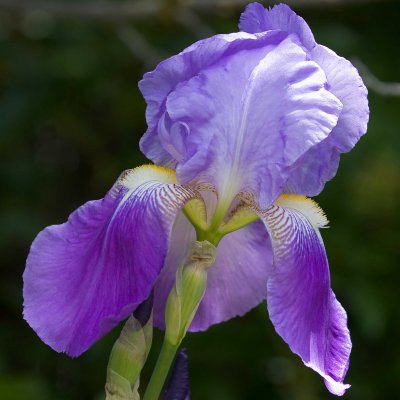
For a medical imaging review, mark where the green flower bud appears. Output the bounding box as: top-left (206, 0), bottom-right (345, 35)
top-left (165, 240), bottom-right (216, 346)
top-left (105, 300), bottom-right (153, 400)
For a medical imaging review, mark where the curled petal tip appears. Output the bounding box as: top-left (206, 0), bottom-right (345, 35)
top-left (323, 375), bottom-right (351, 396)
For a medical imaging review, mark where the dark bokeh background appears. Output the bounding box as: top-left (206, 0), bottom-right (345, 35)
top-left (1, 0), bottom-right (399, 399)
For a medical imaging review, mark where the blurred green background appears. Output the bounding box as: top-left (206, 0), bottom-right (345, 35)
top-left (1, 0), bottom-right (399, 399)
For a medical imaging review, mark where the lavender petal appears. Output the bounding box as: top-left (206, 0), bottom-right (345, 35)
top-left (23, 166), bottom-right (198, 356)
top-left (239, 2), bottom-right (316, 49)
top-left (239, 2), bottom-right (369, 197)
top-left (259, 198), bottom-right (351, 395)
top-left (286, 45), bottom-right (369, 196)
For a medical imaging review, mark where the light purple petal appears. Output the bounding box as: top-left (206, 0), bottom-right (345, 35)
top-left (238, 4), bottom-right (369, 196)
top-left (286, 45), bottom-right (369, 195)
top-left (139, 30), bottom-right (286, 168)
top-left (140, 2), bottom-right (368, 206)
top-left (239, 2), bottom-right (316, 49)
top-left (23, 166), bottom-right (198, 356)
top-left (153, 213), bottom-right (273, 331)
top-left (258, 197), bottom-right (351, 395)
top-left (164, 36), bottom-right (342, 207)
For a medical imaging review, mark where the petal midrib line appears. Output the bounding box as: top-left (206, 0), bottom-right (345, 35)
top-left (221, 48), bottom-right (266, 206)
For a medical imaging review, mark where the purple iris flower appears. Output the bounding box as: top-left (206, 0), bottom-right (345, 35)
top-left (23, 2), bottom-right (368, 396)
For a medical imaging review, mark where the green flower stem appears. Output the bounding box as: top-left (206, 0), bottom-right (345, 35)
top-left (143, 339), bottom-right (179, 400)
top-left (143, 241), bottom-right (217, 400)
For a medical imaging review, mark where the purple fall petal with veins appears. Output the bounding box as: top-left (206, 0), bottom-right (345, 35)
top-left (256, 196), bottom-right (351, 395)
top-left (23, 166), bottom-right (198, 356)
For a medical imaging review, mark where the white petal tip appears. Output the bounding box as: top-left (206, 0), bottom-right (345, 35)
top-left (324, 377), bottom-right (351, 396)
top-left (305, 361), bottom-right (350, 396)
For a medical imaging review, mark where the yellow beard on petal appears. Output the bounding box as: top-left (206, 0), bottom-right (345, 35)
top-left (121, 164), bottom-right (178, 190)
top-left (274, 194), bottom-right (329, 229)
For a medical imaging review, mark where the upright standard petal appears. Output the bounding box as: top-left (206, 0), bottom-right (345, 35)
top-left (239, 3), bottom-right (369, 197)
top-left (23, 165), bottom-right (200, 356)
top-left (139, 30), bottom-right (285, 168)
top-left (153, 213), bottom-right (273, 331)
top-left (286, 45), bottom-right (369, 196)
top-left (164, 36), bottom-right (342, 207)
top-left (239, 2), bottom-right (316, 50)
top-left (255, 195), bottom-right (351, 395)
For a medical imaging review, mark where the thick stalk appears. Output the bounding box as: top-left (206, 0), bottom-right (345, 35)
top-left (142, 340), bottom-right (179, 400)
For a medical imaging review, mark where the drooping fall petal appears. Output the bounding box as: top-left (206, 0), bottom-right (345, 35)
top-left (23, 166), bottom-right (200, 356)
top-left (257, 195), bottom-right (351, 395)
